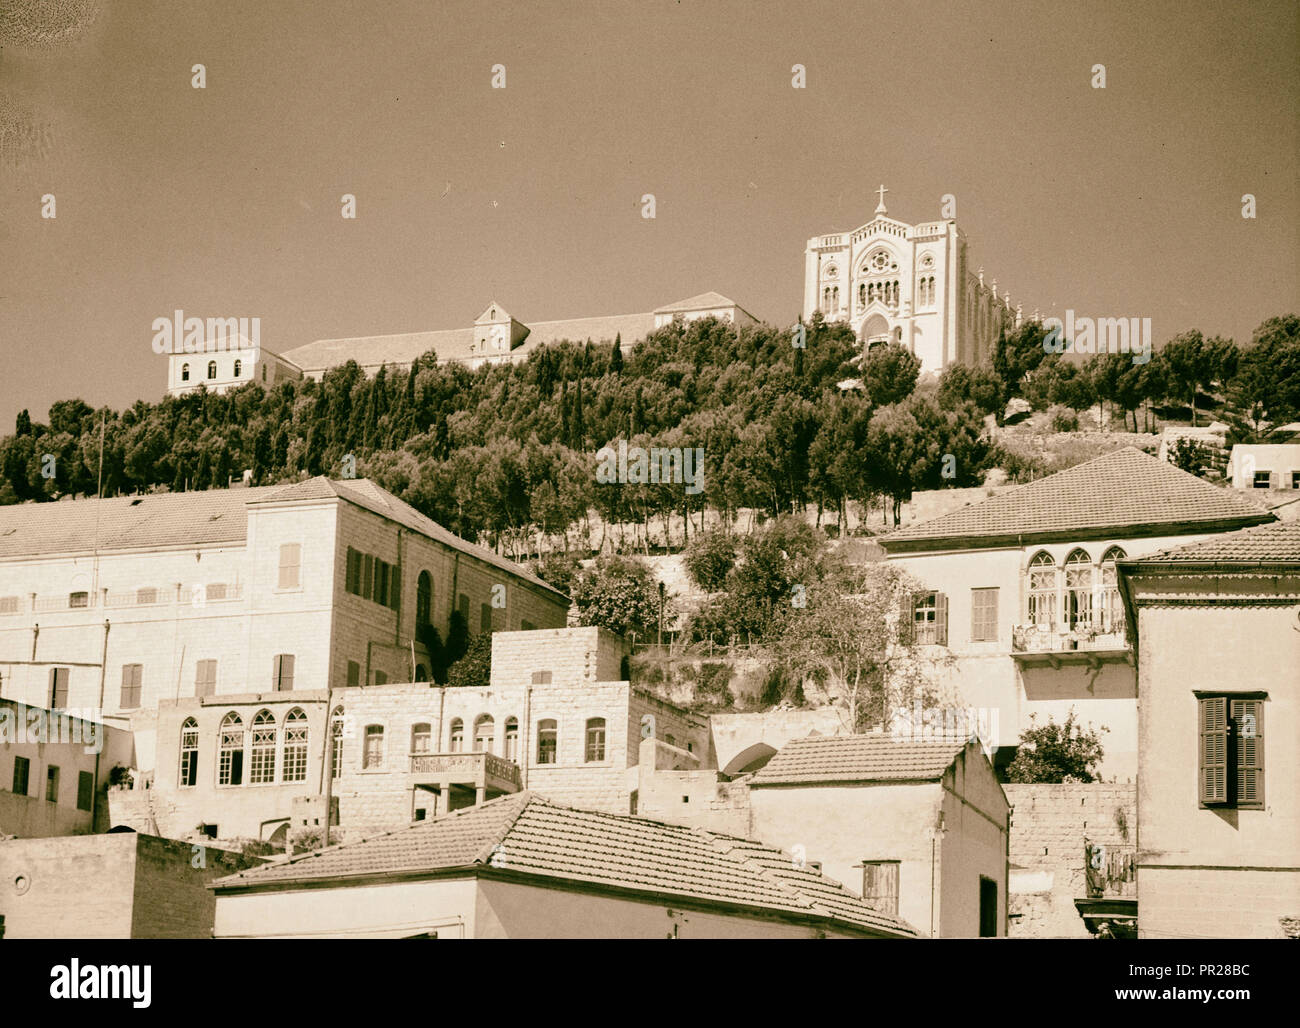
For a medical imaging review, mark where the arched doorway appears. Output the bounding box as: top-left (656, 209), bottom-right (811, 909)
top-left (860, 313), bottom-right (890, 350)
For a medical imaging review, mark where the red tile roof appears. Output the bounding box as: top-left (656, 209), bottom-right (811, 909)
top-left (880, 447), bottom-right (1272, 550)
top-left (1127, 518), bottom-right (1300, 565)
top-left (750, 735), bottom-right (968, 785)
top-left (211, 792), bottom-right (917, 936)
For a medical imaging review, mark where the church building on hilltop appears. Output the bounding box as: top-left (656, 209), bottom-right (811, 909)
top-left (804, 186), bottom-right (1026, 374)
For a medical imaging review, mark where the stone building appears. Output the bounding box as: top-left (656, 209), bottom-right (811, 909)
top-left (803, 187), bottom-right (1024, 374)
top-left (880, 447), bottom-right (1274, 781)
top-left (0, 475), bottom-right (567, 839)
top-left (165, 332), bottom-right (303, 398)
top-left (0, 832), bottom-right (257, 938)
top-left (209, 792), bottom-right (918, 939)
top-left (1119, 519), bottom-right (1300, 938)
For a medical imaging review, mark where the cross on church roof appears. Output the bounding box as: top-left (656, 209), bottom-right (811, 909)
top-left (875, 184), bottom-right (889, 214)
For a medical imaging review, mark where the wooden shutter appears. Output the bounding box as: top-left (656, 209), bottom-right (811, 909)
top-left (935, 593), bottom-right (949, 646)
top-left (862, 861), bottom-right (900, 916)
top-left (899, 594), bottom-right (916, 645)
top-left (1199, 696), bottom-right (1227, 805)
top-left (1231, 698), bottom-right (1264, 806)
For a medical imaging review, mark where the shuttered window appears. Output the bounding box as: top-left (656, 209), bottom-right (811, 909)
top-left (970, 588), bottom-right (998, 643)
top-left (862, 860), bottom-right (900, 916)
top-left (907, 592), bottom-right (948, 646)
top-left (120, 664), bottom-right (143, 709)
top-left (1199, 694), bottom-right (1265, 809)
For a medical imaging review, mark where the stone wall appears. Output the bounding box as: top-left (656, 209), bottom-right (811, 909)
top-left (1005, 782), bottom-right (1136, 938)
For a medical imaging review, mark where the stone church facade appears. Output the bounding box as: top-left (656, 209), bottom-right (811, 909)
top-left (803, 187), bottom-right (1024, 374)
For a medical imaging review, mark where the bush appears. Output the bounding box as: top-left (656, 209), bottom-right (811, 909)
top-left (683, 530), bottom-right (736, 592)
top-left (533, 551), bottom-right (581, 595)
top-left (1167, 436), bottom-right (1211, 477)
top-left (572, 554), bottom-right (661, 640)
top-left (447, 633), bottom-right (492, 689)
top-left (1048, 404), bottom-right (1079, 432)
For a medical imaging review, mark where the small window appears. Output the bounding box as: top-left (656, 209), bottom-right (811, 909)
top-left (181, 363), bottom-right (190, 382)
top-left (374, 671), bottom-right (388, 686)
top-left (474, 715), bottom-right (495, 753)
top-left (331, 707), bottom-right (344, 779)
top-left (363, 725), bottom-right (384, 769)
top-left (179, 717), bottom-right (199, 787)
top-left (272, 653), bottom-right (295, 691)
top-left (195, 659), bottom-right (217, 698)
top-left (1291, 471), bottom-right (1300, 490)
top-left (979, 876), bottom-right (999, 937)
top-left (69, 591), bottom-right (88, 609)
top-left (46, 765), bottom-right (60, 803)
top-left (278, 542), bottom-right (302, 589)
top-left (76, 771), bottom-right (93, 812)
top-left (346, 660), bottom-right (360, 687)
top-left (12, 756), bottom-right (30, 795)
top-left (458, 593), bottom-right (470, 622)
top-left (416, 571), bottom-right (433, 626)
top-left (537, 719), bottom-right (557, 764)
top-left (504, 717), bottom-right (519, 761)
top-left (120, 664), bottom-right (143, 709)
top-left (411, 722), bottom-right (432, 754)
top-left (346, 547), bottom-right (362, 595)
top-left (233, 359), bottom-right (242, 377)
top-left (207, 360), bottom-right (217, 379)
top-left (585, 718), bottom-right (606, 763)
top-left (1253, 470), bottom-right (1270, 489)
top-left (531, 670), bottom-right (552, 685)
top-left (970, 588), bottom-right (998, 643)
top-left (448, 718), bottom-right (464, 753)
top-left (49, 667), bottom-right (70, 709)
top-left (908, 592), bottom-right (948, 646)
top-left (480, 603), bottom-right (493, 635)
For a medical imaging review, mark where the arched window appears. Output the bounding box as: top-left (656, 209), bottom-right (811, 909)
top-left (415, 663), bottom-right (429, 683)
top-left (233, 359), bottom-right (242, 377)
top-left (179, 717), bottom-right (199, 788)
top-left (416, 571), bottom-right (433, 627)
top-left (822, 286), bottom-right (830, 311)
top-left (1027, 551), bottom-right (1057, 627)
top-left (330, 706), bottom-right (344, 779)
top-left (473, 714), bottom-right (494, 753)
top-left (207, 360), bottom-right (217, 380)
top-left (858, 282), bottom-right (866, 308)
top-left (1064, 549), bottom-right (1093, 630)
top-left (363, 724), bottom-right (384, 769)
top-left (181, 363), bottom-right (190, 382)
top-left (585, 718), bottom-right (606, 763)
top-left (411, 722), bottom-right (432, 754)
top-left (218, 712), bottom-right (244, 786)
top-left (503, 717), bottom-right (519, 761)
top-left (537, 718), bottom-right (557, 764)
top-left (448, 718), bottom-right (464, 752)
top-left (283, 708), bottom-right (308, 783)
top-left (250, 709), bottom-right (277, 784)
top-left (1100, 547), bottom-right (1127, 632)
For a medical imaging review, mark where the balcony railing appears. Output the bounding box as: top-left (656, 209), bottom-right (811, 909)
top-left (409, 751), bottom-right (522, 789)
top-left (1011, 622), bottom-right (1128, 655)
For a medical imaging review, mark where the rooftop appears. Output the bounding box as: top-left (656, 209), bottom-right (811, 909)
top-left (750, 735), bottom-right (967, 786)
top-left (0, 477), bottom-right (565, 599)
top-left (881, 447), bottom-right (1273, 551)
top-left (1124, 518), bottom-right (1300, 566)
top-left (210, 792), bottom-right (917, 937)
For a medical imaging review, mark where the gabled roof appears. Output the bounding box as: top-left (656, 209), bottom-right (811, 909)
top-left (0, 478), bottom-right (565, 599)
top-left (653, 291), bottom-right (742, 314)
top-left (1124, 518), bottom-right (1300, 566)
top-left (750, 735), bottom-right (967, 786)
top-left (210, 792), bottom-right (916, 936)
top-left (249, 478), bottom-right (567, 600)
top-left (880, 447), bottom-right (1274, 552)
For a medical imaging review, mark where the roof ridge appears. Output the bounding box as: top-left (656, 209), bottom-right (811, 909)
top-left (691, 828), bottom-right (821, 918)
top-left (470, 791), bottom-right (536, 866)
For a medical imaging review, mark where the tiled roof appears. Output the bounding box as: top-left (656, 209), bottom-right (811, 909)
top-left (0, 479), bottom-right (565, 599)
top-left (211, 793), bottom-right (917, 936)
top-left (653, 291), bottom-right (742, 314)
top-left (881, 447), bottom-right (1273, 549)
top-left (750, 735), bottom-right (967, 785)
top-left (0, 484), bottom-right (289, 558)
top-left (1127, 518), bottom-right (1300, 565)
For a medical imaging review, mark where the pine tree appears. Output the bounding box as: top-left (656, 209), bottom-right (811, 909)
top-left (610, 333), bottom-right (624, 374)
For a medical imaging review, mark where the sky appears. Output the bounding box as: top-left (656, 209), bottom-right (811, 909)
top-left (1, 0), bottom-right (1296, 431)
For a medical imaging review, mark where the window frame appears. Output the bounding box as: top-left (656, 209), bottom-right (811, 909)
top-left (272, 653), bottom-right (295, 691)
top-left (249, 709), bottom-right (278, 785)
top-left (362, 724), bottom-right (385, 770)
top-left (278, 542), bottom-right (302, 590)
top-left (585, 717), bottom-right (607, 763)
top-left (970, 587), bottom-right (999, 643)
top-left (536, 718), bottom-right (558, 765)
top-left (218, 712), bottom-right (244, 787)
top-left (1196, 692), bottom-right (1266, 810)
top-left (120, 663), bottom-right (143, 709)
top-left (179, 717), bottom-right (200, 788)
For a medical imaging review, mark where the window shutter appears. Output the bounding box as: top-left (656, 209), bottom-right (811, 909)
top-left (1231, 698), bottom-right (1264, 806)
top-left (935, 593), bottom-right (949, 646)
top-left (862, 861), bottom-right (900, 916)
top-left (1199, 697), bottom-right (1227, 805)
top-left (899, 593), bottom-right (916, 645)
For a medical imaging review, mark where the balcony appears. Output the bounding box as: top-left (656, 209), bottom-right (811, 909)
top-left (1011, 622), bottom-right (1131, 669)
top-left (408, 751), bottom-right (522, 809)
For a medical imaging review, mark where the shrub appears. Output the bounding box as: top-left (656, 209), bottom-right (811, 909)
top-left (683, 530), bottom-right (736, 592)
top-left (1004, 709), bottom-right (1108, 783)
